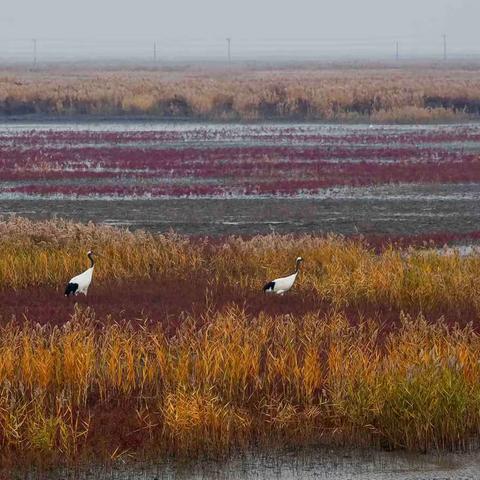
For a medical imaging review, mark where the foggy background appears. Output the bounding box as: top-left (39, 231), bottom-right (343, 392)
top-left (0, 0), bottom-right (479, 63)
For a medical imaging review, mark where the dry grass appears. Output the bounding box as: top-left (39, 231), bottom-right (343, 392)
top-left (1, 217), bottom-right (480, 317)
top-left (2, 65), bottom-right (480, 122)
top-left (0, 307), bottom-right (480, 463)
top-left (1, 217), bottom-right (480, 464)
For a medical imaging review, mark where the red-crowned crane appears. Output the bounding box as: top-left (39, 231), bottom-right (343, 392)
top-left (65, 251), bottom-right (95, 296)
top-left (263, 257), bottom-right (303, 295)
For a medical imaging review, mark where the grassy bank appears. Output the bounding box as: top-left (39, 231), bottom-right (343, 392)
top-left (2, 65), bottom-right (480, 122)
top-left (1, 217), bottom-right (480, 465)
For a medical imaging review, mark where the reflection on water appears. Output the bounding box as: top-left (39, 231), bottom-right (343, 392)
top-left (22, 448), bottom-right (480, 480)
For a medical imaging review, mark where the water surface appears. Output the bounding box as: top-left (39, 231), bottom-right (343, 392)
top-left (22, 448), bottom-right (480, 480)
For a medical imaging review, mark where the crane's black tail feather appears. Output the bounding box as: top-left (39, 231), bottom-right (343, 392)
top-left (263, 281), bottom-right (275, 292)
top-left (65, 283), bottom-right (79, 296)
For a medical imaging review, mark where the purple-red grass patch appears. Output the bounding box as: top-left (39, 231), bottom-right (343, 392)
top-left (2, 124), bottom-right (480, 198)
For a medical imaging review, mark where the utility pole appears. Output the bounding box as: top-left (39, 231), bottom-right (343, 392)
top-left (153, 41), bottom-right (157, 62)
top-left (32, 38), bottom-right (37, 67)
top-left (226, 37), bottom-right (231, 64)
top-left (395, 41), bottom-right (399, 61)
top-left (442, 34), bottom-right (447, 61)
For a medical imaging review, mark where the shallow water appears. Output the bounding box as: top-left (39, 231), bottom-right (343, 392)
top-left (2, 183), bottom-right (480, 236)
top-left (21, 448), bottom-right (480, 480)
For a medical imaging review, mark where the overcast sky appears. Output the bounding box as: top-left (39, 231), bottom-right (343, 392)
top-left (1, 0), bottom-right (479, 60)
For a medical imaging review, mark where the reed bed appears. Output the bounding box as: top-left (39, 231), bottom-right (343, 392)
top-left (1, 307), bottom-right (480, 463)
top-left (1, 65), bottom-right (480, 122)
top-left (2, 217), bottom-right (480, 464)
top-left (1, 217), bottom-right (480, 318)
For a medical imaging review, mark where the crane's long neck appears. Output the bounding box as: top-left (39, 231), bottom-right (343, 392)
top-left (88, 253), bottom-right (94, 268)
top-left (295, 260), bottom-right (301, 274)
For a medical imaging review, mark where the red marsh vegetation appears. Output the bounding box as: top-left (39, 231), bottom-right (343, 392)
top-left (2, 125), bottom-right (480, 198)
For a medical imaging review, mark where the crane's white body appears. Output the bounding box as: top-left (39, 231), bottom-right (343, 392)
top-left (263, 257), bottom-right (303, 295)
top-left (269, 271), bottom-right (298, 295)
top-left (68, 267), bottom-right (94, 295)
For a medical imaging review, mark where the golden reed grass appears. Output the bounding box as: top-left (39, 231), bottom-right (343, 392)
top-left (1, 65), bottom-right (480, 122)
top-left (1, 217), bottom-right (480, 463)
top-left (1, 217), bottom-right (480, 316)
top-left (0, 308), bottom-right (479, 462)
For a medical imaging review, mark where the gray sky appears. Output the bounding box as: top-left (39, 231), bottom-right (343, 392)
top-left (1, 0), bottom-right (480, 60)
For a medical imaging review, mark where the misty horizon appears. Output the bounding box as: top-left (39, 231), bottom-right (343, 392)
top-left (1, 0), bottom-right (480, 62)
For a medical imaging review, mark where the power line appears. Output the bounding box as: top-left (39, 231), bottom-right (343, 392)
top-left (1, 34), bottom-right (477, 63)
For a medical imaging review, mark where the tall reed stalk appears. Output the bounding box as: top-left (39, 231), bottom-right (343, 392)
top-left (0, 307), bottom-right (479, 461)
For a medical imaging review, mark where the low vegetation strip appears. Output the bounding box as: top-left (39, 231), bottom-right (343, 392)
top-left (2, 125), bottom-right (480, 198)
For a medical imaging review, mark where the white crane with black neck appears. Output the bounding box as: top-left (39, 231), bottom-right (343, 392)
top-left (263, 257), bottom-right (304, 295)
top-left (64, 251), bottom-right (95, 296)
